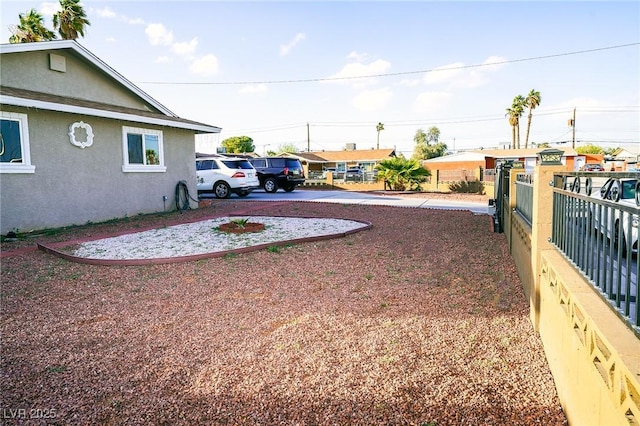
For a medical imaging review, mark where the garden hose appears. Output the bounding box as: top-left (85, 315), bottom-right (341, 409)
top-left (175, 180), bottom-right (199, 213)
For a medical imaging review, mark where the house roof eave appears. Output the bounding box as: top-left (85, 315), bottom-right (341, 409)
top-left (1, 94), bottom-right (221, 134)
top-left (1, 40), bottom-right (177, 117)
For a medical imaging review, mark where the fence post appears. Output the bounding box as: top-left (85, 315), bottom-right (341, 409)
top-left (506, 167), bottom-right (524, 250)
top-left (529, 163), bottom-right (566, 331)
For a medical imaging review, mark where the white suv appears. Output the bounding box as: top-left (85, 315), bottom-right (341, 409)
top-left (196, 156), bottom-right (260, 199)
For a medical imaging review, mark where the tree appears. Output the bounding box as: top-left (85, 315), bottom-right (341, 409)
top-left (375, 157), bottom-right (430, 191)
top-left (276, 143), bottom-right (298, 154)
top-left (524, 89), bottom-right (541, 149)
top-left (512, 95), bottom-right (526, 149)
top-left (575, 144), bottom-right (605, 155)
top-left (53, 0), bottom-right (90, 40)
top-left (411, 127), bottom-right (447, 160)
top-left (376, 122), bottom-right (384, 149)
top-left (426, 126), bottom-right (440, 144)
top-left (505, 107), bottom-right (518, 149)
top-left (9, 9), bottom-right (56, 43)
top-left (531, 142), bottom-right (550, 148)
top-left (221, 136), bottom-right (255, 154)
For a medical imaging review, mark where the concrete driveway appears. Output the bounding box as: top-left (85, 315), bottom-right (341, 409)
top-left (201, 189), bottom-right (490, 215)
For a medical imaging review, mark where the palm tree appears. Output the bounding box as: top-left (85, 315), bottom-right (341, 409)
top-left (9, 9), bottom-right (56, 43)
top-left (512, 95), bottom-right (526, 149)
top-left (524, 89), bottom-right (541, 149)
top-left (505, 107), bottom-right (518, 149)
top-left (53, 0), bottom-right (90, 40)
top-left (376, 122), bottom-right (384, 149)
top-left (375, 157), bottom-right (430, 191)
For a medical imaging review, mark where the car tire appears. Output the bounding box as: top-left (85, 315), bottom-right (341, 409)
top-left (213, 181), bottom-right (231, 199)
top-left (264, 178), bottom-right (278, 193)
top-left (283, 185), bottom-right (296, 192)
top-left (613, 221), bottom-right (627, 256)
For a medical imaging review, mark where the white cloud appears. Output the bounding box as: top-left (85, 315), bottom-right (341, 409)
top-left (40, 2), bottom-right (59, 16)
top-left (414, 91), bottom-right (453, 114)
top-left (94, 7), bottom-right (116, 19)
top-left (239, 84), bottom-right (268, 94)
top-left (189, 54), bottom-right (219, 75)
top-left (398, 78), bottom-right (421, 87)
top-left (352, 87), bottom-right (393, 111)
top-left (482, 55), bottom-right (507, 70)
top-left (423, 56), bottom-right (507, 90)
top-left (550, 97), bottom-right (603, 109)
top-left (155, 56), bottom-right (173, 64)
top-left (126, 17), bottom-right (145, 25)
top-left (145, 23), bottom-right (174, 46)
top-left (280, 32), bottom-right (306, 56)
top-left (347, 51), bottom-right (370, 62)
top-left (326, 58), bottom-right (391, 87)
top-left (172, 37), bottom-right (198, 57)
top-left (423, 62), bottom-right (465, 85)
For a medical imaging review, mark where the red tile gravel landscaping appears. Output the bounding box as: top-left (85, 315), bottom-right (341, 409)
top-left (0, 197), bottom-right (567, 425)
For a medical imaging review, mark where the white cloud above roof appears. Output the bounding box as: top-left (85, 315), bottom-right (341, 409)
top-left (280, 32), bottom-right (306, 56)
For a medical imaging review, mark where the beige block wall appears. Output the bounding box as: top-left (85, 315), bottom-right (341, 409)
top-left (505, 165), bottom-right (640, 424)
top-left (539, 251), bottom-right (640, 425)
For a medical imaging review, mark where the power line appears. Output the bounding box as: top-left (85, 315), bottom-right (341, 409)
top-left (138, 42), bottom-right (640, 86)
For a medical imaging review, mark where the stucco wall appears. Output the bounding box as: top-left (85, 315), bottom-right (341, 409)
top-left (0, 107), bottom-right (197, 233)
top-left (505, 165), bottom-right (640, 424)
top-left (1, 49), bottom-right (156, 111)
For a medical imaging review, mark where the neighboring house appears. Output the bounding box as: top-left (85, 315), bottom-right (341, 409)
top-left (285, 148), bottom-right (396, 177)
top-left (605, 147), bottom-right (639, 171)
top-left (423, 148), bottom-right (582, 174)
top-left (0, 40), bottom-right (221, 234)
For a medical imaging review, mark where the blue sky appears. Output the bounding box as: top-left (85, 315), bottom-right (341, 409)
top-left (2, 1), bottom-right (639, 156)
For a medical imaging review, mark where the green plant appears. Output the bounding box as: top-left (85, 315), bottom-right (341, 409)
top-left (267, 245), bottom-right (280, 253)
top-left (45, 365), bottom-right (66, 373)
top-left (230, 217), bottom-right (249, 228)
top-left (449, 180), bottom-right (485, 194)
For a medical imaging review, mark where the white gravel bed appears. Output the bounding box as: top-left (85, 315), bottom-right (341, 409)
top-left (72, 216), bottom-right (367, 260)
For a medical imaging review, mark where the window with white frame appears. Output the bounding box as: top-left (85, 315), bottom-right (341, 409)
top-left (122, 126), bottom-right (166, 172)
top-left (0, 112), bottom-right (35, 174)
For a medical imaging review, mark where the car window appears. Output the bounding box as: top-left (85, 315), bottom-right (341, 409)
top-left (270, 158), bottom-right (285, 168)
top-left (285, 159), bottom-right (301, 169)
top-left (196, 159), bottom-right (218, 170)
top-left (251, 159), bottom-right (267, 168)
top-left (221, 159), bottom-right (253, 169)
top-left (621, 181), bottom-right (636, 199)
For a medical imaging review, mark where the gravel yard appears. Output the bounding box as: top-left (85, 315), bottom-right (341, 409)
top-left (0, 197), bottom-right (567, 425)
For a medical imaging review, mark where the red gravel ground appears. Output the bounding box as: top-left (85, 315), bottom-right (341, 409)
top-left (0, 197), bottom-right (567, 425)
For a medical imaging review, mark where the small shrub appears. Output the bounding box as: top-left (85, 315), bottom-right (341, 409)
top-left (449, 180), bottom-right (485, 194)
top-left (230, 218), bottom-right (249, 228)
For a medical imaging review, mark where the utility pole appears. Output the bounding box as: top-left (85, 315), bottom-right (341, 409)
top-left (376, 122), bottom-right (384, 149)
top-left (307, 123), bottom-right (310, 152)
top-left (569, 108), bottom-right (576, 148)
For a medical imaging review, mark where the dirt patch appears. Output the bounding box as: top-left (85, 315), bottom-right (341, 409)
top-left (0, 201), bottom-right (566, 425)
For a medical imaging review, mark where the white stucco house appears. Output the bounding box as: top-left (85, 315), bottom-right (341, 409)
top-left (0, 40), bottom-right (221, 234)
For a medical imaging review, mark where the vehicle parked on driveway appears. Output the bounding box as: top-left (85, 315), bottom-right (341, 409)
top-left (590, 177), bottom-right (639, 256)
top-left (580, 163), bottom-right (605, 172)
top-left (196, 156), bottom-right (260, 199)
top-left (249, 157), bottom-right (305, 193)
top-left (345, 167), bottom-right (364, 182)
top-left (322, 167), bottom-right (337, 179)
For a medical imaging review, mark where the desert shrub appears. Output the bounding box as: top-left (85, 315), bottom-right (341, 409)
top-left (449, 180), bottom-right (485, 194)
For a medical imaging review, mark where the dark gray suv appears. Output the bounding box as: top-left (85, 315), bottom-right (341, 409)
top-left (249, 157), bottom-right (305, 193)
